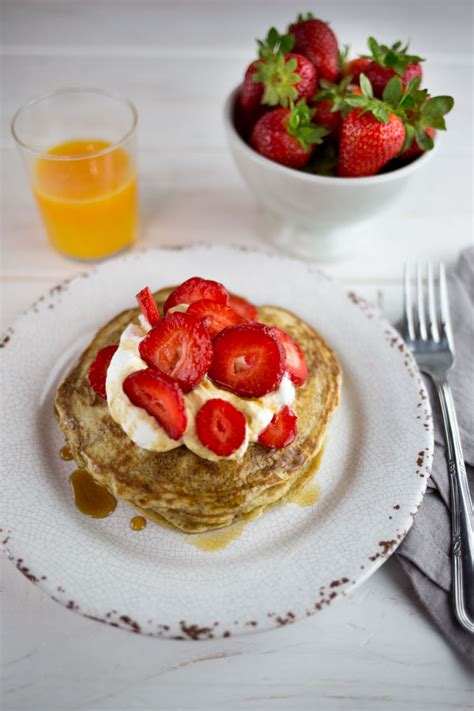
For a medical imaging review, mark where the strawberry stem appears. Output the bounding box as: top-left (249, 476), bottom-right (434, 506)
top-left (367, 37), bottom-right (424, 74)
top-left (286, 100), bottom-right (329, 150)
top-left (253, 27), bottom-right (303, 108)
top-left (342, 73), bottom-right (454, 153)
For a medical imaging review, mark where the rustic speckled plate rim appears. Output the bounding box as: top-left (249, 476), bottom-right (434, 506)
top-left (0, 244), bottom-right (434, 640)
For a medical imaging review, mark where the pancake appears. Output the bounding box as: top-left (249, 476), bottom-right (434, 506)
top-left (55, 288), bottom-right (341, 532)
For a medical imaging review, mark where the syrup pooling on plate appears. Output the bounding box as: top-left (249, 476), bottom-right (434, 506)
top-left (186, 447), bottom-right (325, 551)
top-left (69, 469), bottom-right (117, 518)
top-left (187, 521), bottom-right (248, 552)
top-left (60, 445), bottom-right (73, 461)
top-left (130, 515), bottom-right (147, 531)
top-left (285, 445), bottom-right (324, 506)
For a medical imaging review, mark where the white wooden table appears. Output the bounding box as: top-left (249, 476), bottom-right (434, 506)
top-left (1, 2), bottom-right (473, 709)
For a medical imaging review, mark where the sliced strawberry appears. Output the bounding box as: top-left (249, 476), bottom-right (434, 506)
top-left (136, 286), bottom-right (161, 327)
top-left (187, 299), bottom-right (247, 338)
top-left (228, 294), bottom-right (258, 321)
top-left (272, 327), bottom-right (308, 386)
top-left (258, 405), bottom-right (297, 449)
top-left (123, 368), bottom-right (187, 440)
top-left (138, 312), bottom-right (212, 392)
top-left (209, 323), bottom-right (285, 398)
top-left (164, 277), bottom-right (229, 313)
top-left (88, 345), bottom-right (118, 399)
top-left (196, 398), bottom-right (246, 457)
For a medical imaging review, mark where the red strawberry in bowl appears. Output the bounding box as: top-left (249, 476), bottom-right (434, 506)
top-left (339, 74), bottom-right (454, 176)
top-left (250, 100), bottom-right (328, 169)
top-left (364, 37), bottom-right (423, 98)
top-left (311, 75), bottom-right (354, 137)
top-left (255, 51), bottom-right (317, 106)
top-left (398, 90), bottom-right (453, 159)
top-left (338, 109), bottom-right (405, 177)
top-left (341, 56), bottom-right (371, 84)
top-left (337, 74), bottom-right (406, 177)
top-left (236, 28), bottom-right (317, 136)
top-left (400, 127), bottom-right (436, 160)
top-left (311, 99), bottom-right (341, 137)
top-left (235, 63), bottom-right (268, 137)
top-left (289, 13), bottom-right (339, 82)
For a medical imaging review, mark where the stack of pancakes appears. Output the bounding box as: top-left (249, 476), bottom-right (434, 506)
top-left (56, 288), bottom-right (341, 532)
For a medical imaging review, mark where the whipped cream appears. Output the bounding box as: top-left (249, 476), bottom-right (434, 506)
top-left (106, 320), bottom-right (295, 462)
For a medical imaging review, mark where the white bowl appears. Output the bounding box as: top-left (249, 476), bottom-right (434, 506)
top-left (224, 86), bottom-right (438, 260)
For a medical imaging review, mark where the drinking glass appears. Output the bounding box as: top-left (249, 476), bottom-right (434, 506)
top-left (11, 88), bottom-right (139, 260)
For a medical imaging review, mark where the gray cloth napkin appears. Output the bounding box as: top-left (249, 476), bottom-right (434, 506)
top-left (395, 247), bottom-right (474, 664)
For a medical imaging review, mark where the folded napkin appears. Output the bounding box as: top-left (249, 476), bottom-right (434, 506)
top-left (395, 247), bottom-right (474, 663)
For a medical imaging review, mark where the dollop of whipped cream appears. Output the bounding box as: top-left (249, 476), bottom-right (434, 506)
top-left (106, 309), bottom-right (295, 462)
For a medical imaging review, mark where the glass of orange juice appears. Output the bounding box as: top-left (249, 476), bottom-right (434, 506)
top-left (11, 88), bottom-right (139, 260)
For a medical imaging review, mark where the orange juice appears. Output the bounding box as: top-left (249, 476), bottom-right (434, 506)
top-left (33, 139), bottom-right (138, 259)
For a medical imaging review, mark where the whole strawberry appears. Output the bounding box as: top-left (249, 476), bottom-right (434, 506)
top-left (341, 56), bottom-right (371, 84)
top-left (239, 62), bottom-right (266, 120)
top-left (289, 13), bottom-right (339, 82)
top-left (400, 127), bottom-right (436, 159)
top-left (338, 75), bottom-right (406, 177)
top-left (236, 28), bottom-right (316, 136)
top-left (255, 51), bottom-right (317, 104)
top-left (338, 109), bottom-right (405, 176)
top-left (311, 75), bottom-right (355, 137)
top-left (365, 37), bottom-right (423, 98)
top-left (312, 99), bottom-right (341, 136)
top-left (398, 88), bottom-right (453, 158)
top-left (251, 100), bottom-right (327, 168)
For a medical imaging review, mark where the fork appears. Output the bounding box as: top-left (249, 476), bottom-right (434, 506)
top-left (403, 263), bottom-right (474, 633)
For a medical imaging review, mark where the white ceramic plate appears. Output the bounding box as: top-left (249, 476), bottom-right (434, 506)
top-left (0, 246), bottom-right (433, 639)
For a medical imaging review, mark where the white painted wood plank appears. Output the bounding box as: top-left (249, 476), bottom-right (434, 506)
top-left (2, 553), bottom-right (472, 711)
top-left (2, 0), bottom-right (472, 59)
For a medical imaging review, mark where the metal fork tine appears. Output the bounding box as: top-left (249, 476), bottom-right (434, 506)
top-left (403, 264), bottom-right (416, 341)
top-left (439, 263), bottom-right (454, 348)
top-left (427, 263), bottom-right (440, 342)
top-left (402, 263), bottom-right (473, 632)
top-left (416, 264), bottom-right (428, 340)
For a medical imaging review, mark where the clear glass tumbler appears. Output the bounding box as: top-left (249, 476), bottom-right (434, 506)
top-left (11, 88), bottom-right (139, 260)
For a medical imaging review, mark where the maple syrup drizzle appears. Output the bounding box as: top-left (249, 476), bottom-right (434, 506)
top-left (188, 446), bottom-right (325, 551)
top-left (130, 515), bottom-right (147, 531)
top-left (187, 521), bottom-right (247, 552)
top-left (69, 469), bottom-right (117, 518)
top-left (60, 445), bottom-right (74, 461)
top-left (63, 442), bottom-right (325, 535)
top-left (285, 447), bottom-right (324, 507)
top-left (286, 480), bottom-right (321, 507)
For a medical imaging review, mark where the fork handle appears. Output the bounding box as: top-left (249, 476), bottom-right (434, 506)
top-left (434, 377), bottom-right (474, 634)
